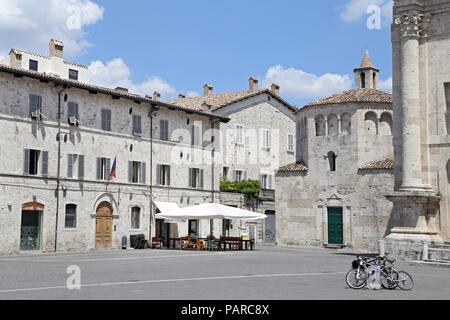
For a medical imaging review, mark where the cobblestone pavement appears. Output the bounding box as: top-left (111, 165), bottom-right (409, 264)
top-left (0, 246), bottom-right (449, 300)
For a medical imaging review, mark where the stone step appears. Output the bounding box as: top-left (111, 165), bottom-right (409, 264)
top-left (323, 244), bottom-right (346, 249)
top-left (428, 248), bottom-right (450, 261)
top-left (409, 260), bottom-right (450, 268)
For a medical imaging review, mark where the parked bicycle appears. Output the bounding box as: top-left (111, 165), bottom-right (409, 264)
top-left (346, 255), bottom-right (414, 290)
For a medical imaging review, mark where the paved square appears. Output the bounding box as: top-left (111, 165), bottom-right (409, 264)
top-left (0, 246), bottom-right (449, 300)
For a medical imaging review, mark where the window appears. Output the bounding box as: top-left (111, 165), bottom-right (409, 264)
top-left (29, 94), bottom-right (42, 120)
top-left (160, 119), bottom-right (169, 141)
top-left (65, 204), bottom-right (77, 229)
top-left (29, 60), bottom-right (38, 71)
top-left (101, 109), bottom-right (112, 131)
top-left (361, 72), bottom-right (366, 89)
top-left (68, 69), bottom-right (78, 81)
top-left (260, 174), bottom-right (273, 190)
top-left (191, 125), bottom-right (200, 146)
top-left (132, 115), bottom-right (142, 136)
top-left (96, 157), bottom-right (111, 181)
top-left (67, 154), bottom-right (84, 179)
top-left (24, 149), bottom-right (48, 176)
top-left (328, 151), bottom-right (337, 172)
top-left (189, 168), bottom-right (204, 189)
top-left (262, 129), bottom-right (270, 148)
top-left (188, 220), bottom-right (199, 236)
top-left (131, 207), bottom-right (140, 229)
top-left (156, 165), bottom-right (170, 186)
top-left (234, 170), bottom-right (247, 182)
top-left (287, 134), bottom-right (294, 152)
top-left (68, 102), bottom-right (79, 126)
top-left (315, 115), bottom-right (325, 136)
top-left (222, 166), bottom-right (230, 180)
top-left (128, 161), bottom-right (146, 184)
top-left (236, 125), bottom-right (244, 144)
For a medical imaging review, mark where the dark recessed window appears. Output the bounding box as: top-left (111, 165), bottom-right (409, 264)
top-left (65, 204), bottom-right (77, 229)
top-left (29, 60), bottom-right (38, 71)
top-left (69, 69), bottom-right (78, 81)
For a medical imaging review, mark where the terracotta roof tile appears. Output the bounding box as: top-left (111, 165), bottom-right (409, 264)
top-left (303, 88), bottom-right (392, 109)
top-left (360, 158), bottom-right (394, 170)
top-left (277, 162), bottom-right (309, 173)
top-left (166, 89), bottom-right (298, 113)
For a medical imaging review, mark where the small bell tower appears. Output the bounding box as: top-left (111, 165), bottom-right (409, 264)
top-left (354, 50), bottom-right (379, 89)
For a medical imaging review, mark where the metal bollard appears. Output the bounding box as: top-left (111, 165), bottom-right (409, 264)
top-left (422, 242), bottom-right (429, 261)
top-left (378, 240), bottom-right (385, 257)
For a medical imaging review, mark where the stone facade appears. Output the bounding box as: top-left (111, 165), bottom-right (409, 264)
top-left (276, 53), bottom-right (396, 251)
top-left (383, 0), bottom-right (450, 258)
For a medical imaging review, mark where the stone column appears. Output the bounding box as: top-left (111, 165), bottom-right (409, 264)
top-left (395, 12), bottom-right (430, 191)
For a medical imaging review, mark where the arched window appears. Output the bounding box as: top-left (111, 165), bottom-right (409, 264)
top-left (364, 111), bottom-right (378, 135)
top-left (341, 113), bottom-right (351, 135)
top-left (315, 114), bottom-right (325, 136)
top-left (328, 151), bottom-right (337, 172)
top-left (361, 72), bottom-right (366, 89)
top-left (131, 207), bottom-right (141, 229)
top-left (379, 112), bottom-right (393, 135)
top-left (65, 204), bottom-right (77, 229)
top-left (328, 114), bottom-right (339, 136)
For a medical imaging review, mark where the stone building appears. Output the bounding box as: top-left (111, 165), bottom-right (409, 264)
top-left (384, 0), bottom-right (450, 259)
top-left (275, 52), bottom-right (395, 251)
top-left (166, 79), bottom-right (298, 244)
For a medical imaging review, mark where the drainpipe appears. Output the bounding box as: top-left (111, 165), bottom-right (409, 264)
top-left (209, 118), bottom-right (218, 237)
top-left (55, 84), bottom-right (69, 252)
top-left (149, 103), bottom-right (159, 242)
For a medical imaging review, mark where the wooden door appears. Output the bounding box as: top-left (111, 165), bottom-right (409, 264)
top-left (327, 207), bottom-right (343, 245)
top-left (96, 202), bottom-right (113, 248)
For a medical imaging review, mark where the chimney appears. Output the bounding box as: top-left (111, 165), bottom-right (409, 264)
top-left (271, 83), bottom-right (280, 96)
top-left (178, 93), bottom-right (186, 99)
top-left (203, 84), bottom-right (213, 96)
top-left (153, 91), bottom-right (161, 101)
top-left (249, 77), bottom-right (258, 92)
top-left (49, 39), bottom-right (64, 59)
top-left (9, 49), bottom-right (23, 68)
top-left (115, 87), bottom-right (128, 92)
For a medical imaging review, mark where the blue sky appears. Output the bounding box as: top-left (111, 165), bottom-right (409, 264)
top-left (0, 0), bottom-right (393, 107)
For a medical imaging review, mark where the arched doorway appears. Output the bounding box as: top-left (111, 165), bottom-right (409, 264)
top-left (96, 201), bottom-right (113, 249)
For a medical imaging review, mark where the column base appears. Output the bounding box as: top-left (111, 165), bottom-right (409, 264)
top-left (384, 190), bottom-right (442, 261)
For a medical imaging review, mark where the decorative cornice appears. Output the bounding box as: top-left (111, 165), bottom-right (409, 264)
top-left (394, 11), bottom-right (432, 38)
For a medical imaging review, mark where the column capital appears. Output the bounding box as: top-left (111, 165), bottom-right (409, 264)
top-left (394, 12), bottom-right (432, 39)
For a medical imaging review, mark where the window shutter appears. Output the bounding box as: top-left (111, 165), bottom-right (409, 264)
top-left (96, 158), bottom-right (102, 180)
top-left (128, 161), bottom-right (133, 183)
top-left (165, 121), bottom-right (169, 141)
top-left (141, 162), bottom-right (146, 184)
top-left (78, 155), bottom-right (84, 179)
top-left (232, 170), bottom-right (236, 182)
top-left (243, 171), bottom-right (247, 181)
top-left (200, 169), bottom-right (204, 189)
top-left (269, 175), bottom-right (273, 190)
top-left (191, 126), bottom-right (195, 145)
top-left (24, 149), bottom-right (30, 174)
top-left (101, 109), bottom-right (106, 130)
top-left (188, 168), bottom-right (193, 187)
top-left (42, 151), bottom-right (48, 176)
top-left (106, 158), bottom-right (111, 180)
top-left (156, 165), bottom-right (161, 185)
top-left (167, 166), bottom-right (171, 186)
top-left (67, 154), bottom-right (73, 178)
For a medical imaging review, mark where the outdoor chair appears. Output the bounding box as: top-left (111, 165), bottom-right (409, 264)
top-left (152, 237), bottom-right (163, 249)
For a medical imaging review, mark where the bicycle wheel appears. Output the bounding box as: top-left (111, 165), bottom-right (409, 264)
top-left (396, 271), bottom-right (414, 290)
top-left (346, 269), bottom-right (367, 289)
top-left (380, 272), bottom-right (397, 290)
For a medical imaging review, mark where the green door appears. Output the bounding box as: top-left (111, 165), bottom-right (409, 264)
top-left (327, 207), bottom-right (343, 245)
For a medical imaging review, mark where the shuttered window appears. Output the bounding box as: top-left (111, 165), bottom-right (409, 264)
top-left (128, 161), bottom-right (146, 184)
top-left (236, 125), bottom-right (244, 144)
top-left (29, 94), bottom-right (42, 119)
top-left (131, 207), bottom-right (140, 229)
top-left (101, 109), bottom-right (112, 131)
top-left (191, 125), bottom-right (200, 146)
top-left (24, 149), bottom-right (42, 176)
top-left (96, 157), bottom-right (111, 181)
top-left (132, 115), bottom-right (142, 136)
top-left (68, 102), bottom-right (79, 126)
top-left (67, 154), bottom-right (84, 179)
top-left (189, 168), bottom-right (204, 189)
top-left (262, 129), bottom-right (270, 148)
top-left (160, 120), bottom-right (169, 141)
top-left (288, 134), bottom-right (294, 151)
top-left (157, 165), bottom-right (171, 186)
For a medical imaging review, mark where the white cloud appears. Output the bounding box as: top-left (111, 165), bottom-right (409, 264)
top-left (261, 65), bottom-right (353, 100)
top-left (340, 0), bottom-right (393, 24)
top-left (0, 0), bottom-right (104, 58)
top-left (379, 77), bottom-right (392, 92)
top-left (88, 58), bottom-right (176, 97)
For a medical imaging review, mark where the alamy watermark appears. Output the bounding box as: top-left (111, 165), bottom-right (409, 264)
top-left (66, 265), bottom-right (81, 290)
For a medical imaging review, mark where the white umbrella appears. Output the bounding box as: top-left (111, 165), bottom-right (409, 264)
top-left (156, 203), bottom-right (267, 221)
